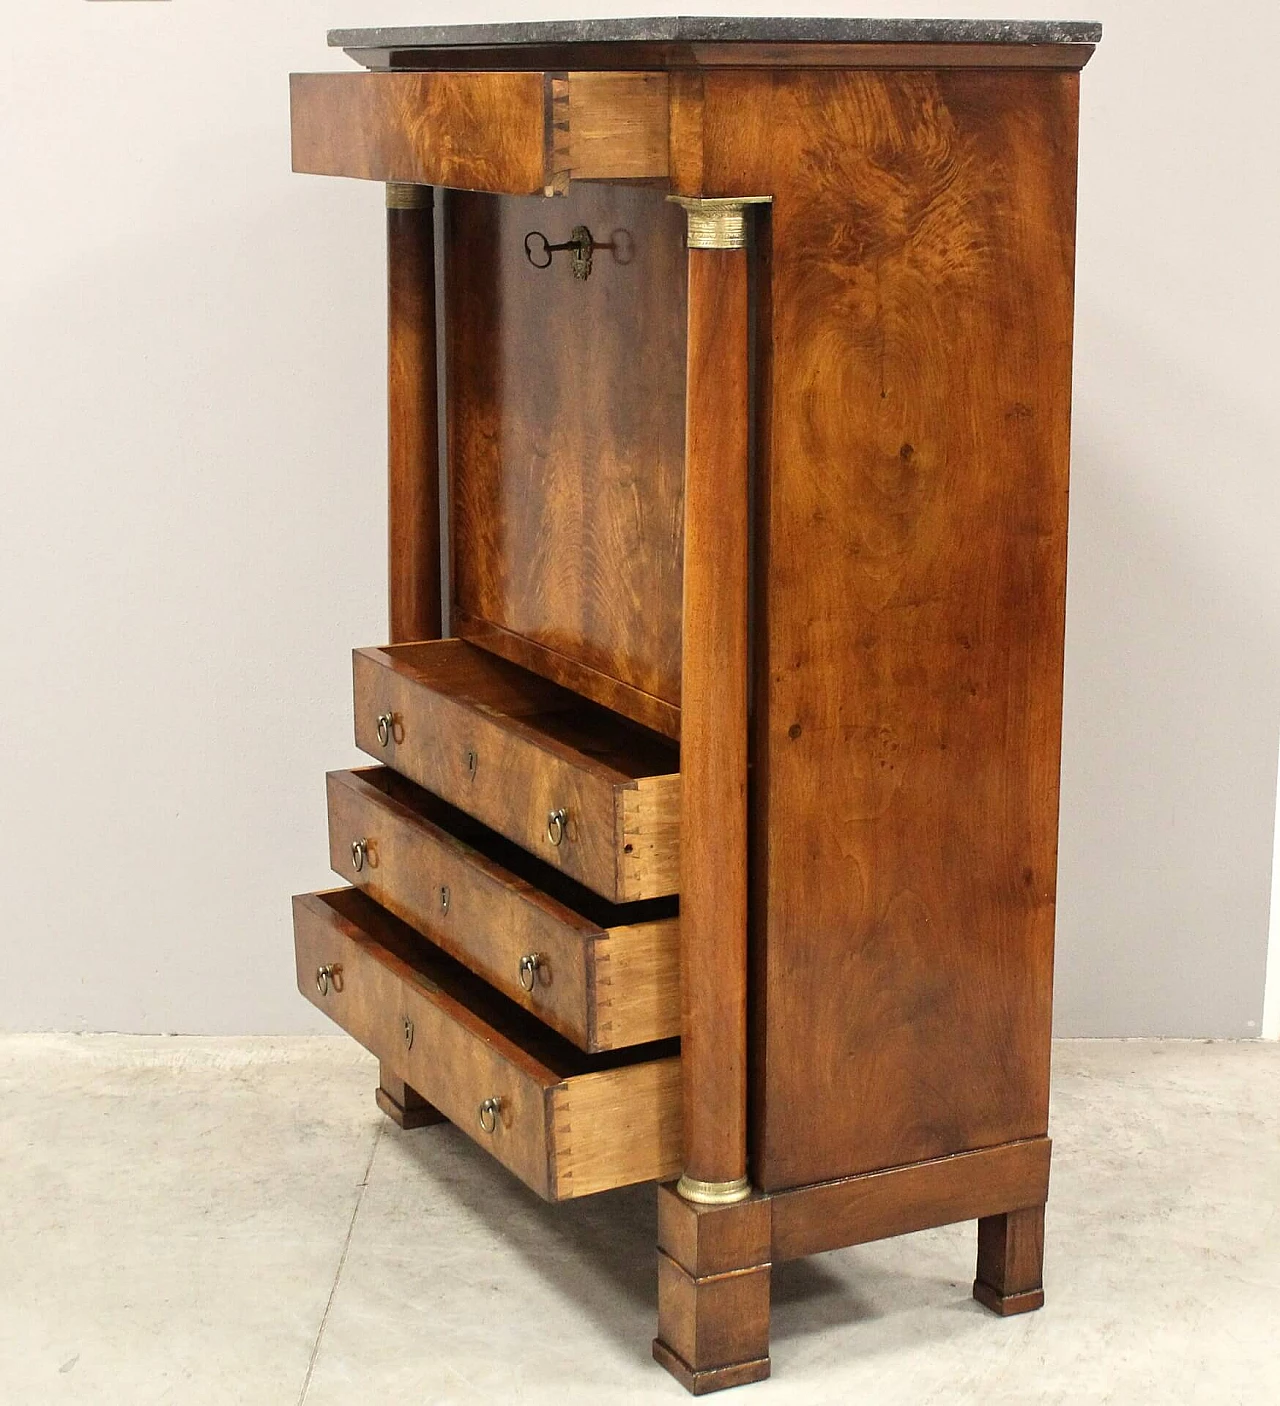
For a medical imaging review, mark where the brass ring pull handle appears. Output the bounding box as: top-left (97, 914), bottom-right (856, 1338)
top-left (376, 711), bottom-right (394, 747)
top-left (546, 808), bottom-right (567, 847)
top-left (478, 1097), bottom-right (501, 1134)
top-left (351, 838), bottom-right (368, 873)
top-left (316, 963), bottom-right (342, 997)
top-left (518, 953), bottom-right (544, 993)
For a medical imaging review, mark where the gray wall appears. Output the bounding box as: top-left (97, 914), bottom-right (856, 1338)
top-left (0, 1), bottom-right (1276, 1036)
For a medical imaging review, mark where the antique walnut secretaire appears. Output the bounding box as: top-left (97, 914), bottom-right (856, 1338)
top-left (287, 15), bottom-right (1100, 1392)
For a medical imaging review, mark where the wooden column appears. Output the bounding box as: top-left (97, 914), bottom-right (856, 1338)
top-left (670, 196), bottom-right (770, 1206)
top-left (380, 182), bottom-right (442, 1125)
top-left (386, 181), bottom-right (442, 645)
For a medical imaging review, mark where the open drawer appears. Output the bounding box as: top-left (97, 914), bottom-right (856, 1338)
top-left (290, 70), bottom-right (668, 194)
top-left (353, 639), bottom-right (680, 903)
top-left (294, 888), bottom-right (681, 1200)
top-left (327, 767), bottom-right (679, 1052)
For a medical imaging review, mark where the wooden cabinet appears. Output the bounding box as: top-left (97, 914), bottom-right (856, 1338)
top-left (288, 15), bottom-right (1099, 1394)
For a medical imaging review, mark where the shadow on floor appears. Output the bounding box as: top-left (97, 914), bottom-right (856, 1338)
top-left (387, 1120), bottom-right (973, 1367)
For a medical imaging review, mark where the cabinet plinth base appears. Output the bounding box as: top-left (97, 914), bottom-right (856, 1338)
top-left (655, 1183), bottom-right (772, 1394)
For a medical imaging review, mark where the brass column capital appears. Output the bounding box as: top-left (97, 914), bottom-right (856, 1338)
top-left (386, 181), bottom-right (432, 210)
top-left (667, 195), bottom-right (772, 250)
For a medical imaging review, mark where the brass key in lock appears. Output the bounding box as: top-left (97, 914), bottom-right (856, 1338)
top-left (523, 225), bottom-right (633, 281)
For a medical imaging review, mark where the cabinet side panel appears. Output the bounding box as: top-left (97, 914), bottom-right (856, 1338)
top-left (710, 69), bottom-right (1080, 1188)
top-left (447, 186), bottom-right (687, 715)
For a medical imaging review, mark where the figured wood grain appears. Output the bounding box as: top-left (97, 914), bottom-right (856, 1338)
top-left (692, 68), bottom-right (1080, 1190)
top-left (327, 766), bottom-right (679, 1050)
top-left (295, 888), bottom-right (681, 1201)
top-left (292, 70), bottom-right (670, 194)
top-left (290, 71), bottom-right (552, 193)
top-left (769, 1137), bottom-right (1052, 1262)
top-left (446, 186), bottom-right (687, 727)
top-left (678, 243), bottom-right (752, 1189)
top-left (353, 639), bottom-right (680, 901)
top-left (549, 1057), bottom-right (682, 1198)
top-left (387, 195), bottom-right (441, 642)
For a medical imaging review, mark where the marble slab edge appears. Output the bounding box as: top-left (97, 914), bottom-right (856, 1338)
top-left (328, 17), bottom-right (1104, 51)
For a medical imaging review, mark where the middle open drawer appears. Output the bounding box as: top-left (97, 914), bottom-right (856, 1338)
top-left (328, 767), bottom-right (680, 1054)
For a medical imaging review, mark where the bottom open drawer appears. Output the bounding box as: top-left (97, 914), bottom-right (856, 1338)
top-left (294, 887), bottom-right (682, 1200)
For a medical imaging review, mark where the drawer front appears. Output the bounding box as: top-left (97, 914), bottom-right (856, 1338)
top-left (294, 889), bottom-right (681, 1200)
top-left (327, 768), bottom-right (596, 1048)
top-left (328, 769), bottom-right (681, 1051)
top-left (290, 70), bottom-right (668, 194)
top-left (296, 889), bottom-right (554, 1193)
top-left (353, 640), bottom-right (679, 902)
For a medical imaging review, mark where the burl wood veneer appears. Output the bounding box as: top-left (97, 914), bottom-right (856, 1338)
top-left (289, 15), bottom-right (1099, 1394)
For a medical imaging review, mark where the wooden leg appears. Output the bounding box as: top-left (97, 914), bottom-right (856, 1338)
top-left (653, 1182), bottom-right (772, 1394)
top-left (374, 1062), bottom-right (445, 1130)
top-left (973, 1204), bottom-right (1046, 1315)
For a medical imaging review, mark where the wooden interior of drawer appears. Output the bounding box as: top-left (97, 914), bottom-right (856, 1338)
top-left (447, 185), bottom-right (687, 738)
top-left (294, 887), bottom-right (681, 1199)
top-left (327, 766), bottom-right (680, 1051)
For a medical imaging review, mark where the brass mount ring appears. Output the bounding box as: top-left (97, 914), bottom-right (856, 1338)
top-left (351, 838), bottom-right (367, 873)
top-left (546, 808), bottom-right (567, 847)
top-left (478, 1097), bottom-right (500, 1134)
top-left (376, 711), bottom-right (394, 747)
top-left (316, 963), bottom-right (342, 997)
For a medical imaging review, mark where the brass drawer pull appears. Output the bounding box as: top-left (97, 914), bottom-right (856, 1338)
top-left (316, 963), bottom-right (343, 997)
top-left (478, 1097), bottom-right (501, 1134)
top-left (518, 953), bottom-right (545, 993)
top-left (351, 838), bottom-right (368, 873)
top-left (402, 1015), bottom-right (414, 1050)
top-left (440, 885), bottom-right (450, 916)
top-left (376, 711), bottom-right (394, 747)
top-left (464, 746), bottom-right (477, 780)
top-left (546, 808), bottom-right (567, 847)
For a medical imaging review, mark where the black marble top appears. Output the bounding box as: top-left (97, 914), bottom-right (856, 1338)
top-left (330, 17), bottom-right (1103, 51)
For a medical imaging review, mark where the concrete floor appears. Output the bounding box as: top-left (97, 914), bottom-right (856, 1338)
top-left (2, 1037), bottom-right (1276, 1404)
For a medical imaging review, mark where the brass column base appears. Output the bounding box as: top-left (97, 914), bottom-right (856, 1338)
top-left (677, 1174), bottom-right (752, 1206)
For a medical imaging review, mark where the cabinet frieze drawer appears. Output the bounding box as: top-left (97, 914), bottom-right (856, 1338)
top-left (353, 638), bottom-right (680, 903)
top-left (327, 766), bottom-right (679, 1052)
top-left (294, 888), bottom-right (682, 1200)
top-left (290, 69), bottom-right (669, 194)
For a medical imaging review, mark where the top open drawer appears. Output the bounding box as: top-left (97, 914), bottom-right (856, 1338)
top-left (290, 70), bottom-right (669, 194)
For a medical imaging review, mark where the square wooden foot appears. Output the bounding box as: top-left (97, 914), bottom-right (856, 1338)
top-left (653, 1182), bottom-right (771, 1395)
top-left (374, 1062), bottom-right (445, 1130)
top-left (973, 1204), bottom-right (1045, 1316)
